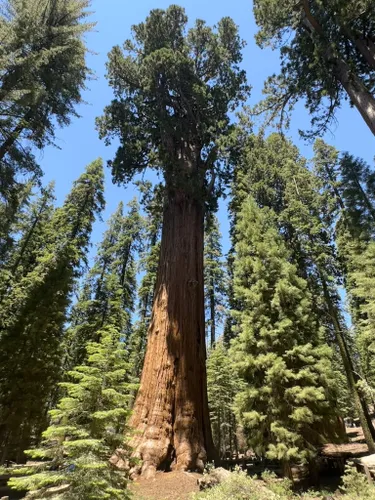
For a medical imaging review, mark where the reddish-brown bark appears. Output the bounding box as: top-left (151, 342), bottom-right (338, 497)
top-left (130, 188), bottom-right (215, 478)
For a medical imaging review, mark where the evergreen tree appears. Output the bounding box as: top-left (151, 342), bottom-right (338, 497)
top-left (0, 0), bottom-right (93, 176)
top-left (313, 140), bottom-right (375, 401)
top-left (350, 242), bottom-right (375, 387)
top-left (253, 0), bottom-right (375, 136)
top-left (97, 5), bottom-right (248, 475)
top-left (0, 159), bottom-right (104, 463)
top-left (0, 182), bottom-right (56, 298)
top-left (231, 197), bottom-right (337, 475)
top-left (9, 325), bottom-right (133, 500)
top-left (0, 179), bottom-right (35, 265)
top-left (65, 198), bottom-right (143, 371)
top-left (228, 131), bottom-right (375, 451)
top-left (207, 340), bottom-right (238, 459)
top-left (204, 214), bottom-right (226, 347)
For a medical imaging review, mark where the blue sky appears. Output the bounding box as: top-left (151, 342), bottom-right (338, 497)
top-left (38, 0), bottom-right (374, 258)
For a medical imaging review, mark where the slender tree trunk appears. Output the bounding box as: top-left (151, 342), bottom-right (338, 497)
top-left (321, 279), bottom-right (375, 452)
top-left (129, 188), bottom-right (215, 478)
top-left (210, 280), bottom-right (215, 348)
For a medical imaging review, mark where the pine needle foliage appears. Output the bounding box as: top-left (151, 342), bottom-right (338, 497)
top-left (65, 198), bottom-right (143, 371)
top-left (0, 159), bottom-right (104, 462)
top-left (204, 214), bottom-right (227, 347)
top-left (8, 325), bottom-right (134, 500)
top-left (231, 197), bottom-right (337, 467)
top-left (207, 340), bottom-right (239, 459)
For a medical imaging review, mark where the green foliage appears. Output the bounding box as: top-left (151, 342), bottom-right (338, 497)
top-left (193, 467), bottom-right (291, 500)
top-left (0, 159), bottom-right (104, 462)
top-left (97, 5), bottom-right (249, 200)
top-left (253, 0), bottom-right (375, 136)
top-left (0, 0), bottom-right (93, 158)
top-left (230, 197), bottom-right (337, 465)
top-left (8, 325), bottom-right (134, 499)
top-left (204, 214), bottom-right (227, 347)
top-left (313, 140), bottom-right (375, 386)
top-left (206, 341), bottom-right (238, 458)
top-left (340, 462), bottom-right (375, 499)
top-left (65, 198), bottom-right (143, 371)
top-left (194, 466), bottom-right (375, 499)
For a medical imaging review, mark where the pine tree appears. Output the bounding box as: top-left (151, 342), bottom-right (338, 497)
top-left (313, 140), bottom-right (375, 404)
top-left (0, 179), bottom-right (35, 265)
top-left (0, 159), bottom-right (104, 463)
top-left (253, 0), bottom-right (375, 136)
top-left (206, 340), bottom-right (239, 459)
top-left (65, 198), bottom-right (143, 371)
top-left (204, 214), bottom-right (226, 348)
top-left (231, 197), bottom-right (337, 475)
top-left (350, 242), bottom-right (375, 388)
top-left (227, 131), bottom-right (375, 451)
top-left (0, 0), bottom-right (94, 172)
top-left (0, 182), bottom-right (56, 299)
top-left (8, 325), bottom-right (133, 500)
top-left (97, 5), bottom-right (249, 475)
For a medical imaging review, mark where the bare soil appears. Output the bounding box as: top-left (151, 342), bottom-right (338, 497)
top-left (130, 470), bottom-right (201, 500)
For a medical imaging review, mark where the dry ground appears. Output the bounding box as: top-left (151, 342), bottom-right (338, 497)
top-left (130, 470), bottom-right (201, 500)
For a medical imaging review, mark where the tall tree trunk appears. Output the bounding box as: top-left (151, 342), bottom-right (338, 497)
top-left (333, 57), bottom-right (375, 136)
top-left (129, 188), bottom-right (215, 478)
top-left (210, 280), bottom-right (216, 348)
top-left (301, 2), bottom-right (375, 136)
top-left (321, 278), bottom-right (375, 452)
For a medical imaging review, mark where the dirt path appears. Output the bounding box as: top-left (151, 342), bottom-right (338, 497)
top-left (130, 471), bottom-right (201, 500)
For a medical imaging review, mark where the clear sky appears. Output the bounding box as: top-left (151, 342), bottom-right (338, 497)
top-left (38, 0), bottom-right (374, 258)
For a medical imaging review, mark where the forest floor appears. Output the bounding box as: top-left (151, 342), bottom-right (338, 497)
top-left (130, 470), bottom-right (201, 499)
top-left (130, 425), bottom-right (374, 500)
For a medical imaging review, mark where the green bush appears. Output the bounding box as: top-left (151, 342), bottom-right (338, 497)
top-left (340, 462), bottom-right (375, 499)
top-left (192, 468), bottom-right (287, 500)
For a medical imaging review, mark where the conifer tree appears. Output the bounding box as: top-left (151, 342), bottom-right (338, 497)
top-left (9, 325), bottom-right (133, 500)
top-left (204, 214), bottom-right (226, 347)
top-left (350, 242), bottom-right (375, 387)
top-left (0, 0), bottom-right (93, 178)
top-left (0, 182), bottom-right (56, 299)
top-left (0, 159), bottom-right (104, 463)
top-left (97, 5), bottom-right (248, 475)
top-left (65, 198), bottom-right (143, 371)
top-left (206, 340), bottom-right (238, 459)
top-left (253, 0), bottom-right (375, 136)
top-left (314, 140), bottom-right (375, 407)
top-left (231, 197), bottom-right (337, 475)
top-left (227, 131), bottom-right (375, 450)
top-left (0, 179), bottom-right (35, 265)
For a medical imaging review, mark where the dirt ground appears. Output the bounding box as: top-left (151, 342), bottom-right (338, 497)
top-left (130, 470), bottom-right (201, 500)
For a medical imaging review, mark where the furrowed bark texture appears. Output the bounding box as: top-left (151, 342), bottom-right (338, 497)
top-left (130, 188), bottom-right (215, 478)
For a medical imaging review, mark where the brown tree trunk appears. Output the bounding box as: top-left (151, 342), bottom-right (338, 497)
top-left (301, 2), bottom-right (375, 136)
top-left (321, 278), bottom-right (375, 452)
top-left (129, 188), bottom-right (215, 478)
top-left (210, 280), bottom-right (216, 348)
top-left (333, 57), bottom-right (375, 136)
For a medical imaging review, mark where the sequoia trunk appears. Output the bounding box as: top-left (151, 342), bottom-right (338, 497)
top-left (129, 188), bottom-right (215, 478)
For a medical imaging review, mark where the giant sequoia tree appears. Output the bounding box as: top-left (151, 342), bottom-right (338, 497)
top-left (97, 5), bottom-right (248, 476)
top-left (253, 0), bottom-right (375, 136)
